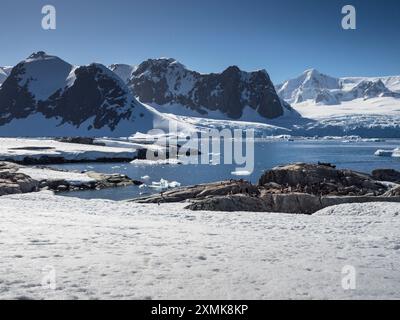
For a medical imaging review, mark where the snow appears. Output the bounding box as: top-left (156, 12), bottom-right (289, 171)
top-left (147, 103), bottom-right (291, 136)
top-left (290, 97), bottom-right (400, 137)
top-left (0, 66), bottom-right (11, 86)
top-left (0, 102), bottom-right (197, 138)
top-left (108, 64), bottom-right (137, 84)
top-left (275, 70), bottom-right (400, 137)
top-left (0, 191), bottom-right (399, 299)
top-left (341, 75), bottom-right (400, 93)
top-left (17, 167), bottom-right (96, 185)
top-left (276, 69), bottom-right (340, 104)
top-left (315, 202), bottom-right (400, 217)
top-left (0, 138), bottom-right (137, 162)
top-left (19, 53), bottom-right (73, 101)
top-left (293, 97), bottom-right (400, 119)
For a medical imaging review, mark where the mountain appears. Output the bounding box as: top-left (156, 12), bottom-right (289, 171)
top-left (109, 64), bottom-right (137, 84)
top-left (275, 69), bottom-right (400, 138)
top-left (276, 69), bottom-right (400, 105)
top-left (0, 52), bottom-right (182, 137)
top-left (128, 58), bottom-right (298, 122)
top-left (276, 69), bottom-right (340, 104)
top-left (0, 66), bottom-right (12, 86)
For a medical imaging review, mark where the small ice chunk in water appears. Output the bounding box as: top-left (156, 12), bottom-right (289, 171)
top-left (231, 170), bottom-right (252, 176)
top-left (149, 179), bottom-right (181, 190)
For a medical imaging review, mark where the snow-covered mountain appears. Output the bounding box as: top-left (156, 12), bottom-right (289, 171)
top-left (127, 58), bottom-right (298, 122)
top-left (275, 69), bottom-right (400, 138)
top-left (276, 69), bottom-right (341, 104)
top-left (276, 69), bottom-right (400, 105)
top-left (109, 64), bottom-right (137, 84)
top-left (0, 66), bottom-right (12, 86)
top-left (0, 52), bottom-right (190, 137)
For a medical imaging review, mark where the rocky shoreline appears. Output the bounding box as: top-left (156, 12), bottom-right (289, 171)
top-left (2, 157), bottom-right (400, 215)
top-left (134, 163), bottom-right (400, 214)
top-left (0, 162), bottom-right (142, 196)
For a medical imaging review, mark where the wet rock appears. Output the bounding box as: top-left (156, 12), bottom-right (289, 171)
top-left (372, 169), bottom-right (400, 183)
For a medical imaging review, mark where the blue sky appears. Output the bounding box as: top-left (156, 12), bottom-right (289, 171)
top-left (0, 0), bottom-right (399, 83)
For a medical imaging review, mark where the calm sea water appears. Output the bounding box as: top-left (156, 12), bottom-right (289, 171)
top-left (51, 139), bottom-right (400, 201)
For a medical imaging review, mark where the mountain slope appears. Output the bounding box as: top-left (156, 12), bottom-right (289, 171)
top-left (276, 69), bottom-right (400, 138)
top-left (128, 58), bottom-right (298, 122)
top-left (0, 52), bottom-right (186, 137)
top-left (276, 69), bottom-right (400, 105)
top-left (276, 69), bottom-right (340, 104)
top-left (109, 64), bottom-right (137, 84)
top-left (0, 66), bottom-right (12, 86)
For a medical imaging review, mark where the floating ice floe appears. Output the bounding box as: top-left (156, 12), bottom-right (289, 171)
top-left (374, 149), bottom-right (393, 157)
top-left (231, 170), bottom-right (252, 176)
top-left (130, 159), bottom-right (182, 165)
top-left (374, 148), bottom-right (400, 157)
top-left (149, 179), bottom-right (181, 190)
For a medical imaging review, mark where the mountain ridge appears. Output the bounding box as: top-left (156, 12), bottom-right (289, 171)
top-left (276, 69), bottom-right (400, 105)
top-left (127, 58), bottom-right (298, 121)
top-left (0, 52), bottom-right (160, 136)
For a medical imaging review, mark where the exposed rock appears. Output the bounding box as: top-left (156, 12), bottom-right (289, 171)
top-left (85, 172), bottom-right (142, 190)
top-left (258, 163), bottom-right (387, 196)
top-left (0, 52), bottom-right (155, 137)
top-left (134, 162), bottom-right (400, 214)
top-left (0, 161), bottom-right (142, 196)
top-left (129, 58), bottom-right (297, 120)
top-left (38, 170), bottom-right (143, 192)
top-left (134, 180), bottom-right (259, 204)
top-left (185, 195), bottom-right (272, 212)
top-left (0, 164), bottom-right (39, 196)
top-left (54, 137), bottom-right (105, 146)
top-left (186, 193), bottom-right (400, 214)
top-left (372, 169), bottom-right (400, 183)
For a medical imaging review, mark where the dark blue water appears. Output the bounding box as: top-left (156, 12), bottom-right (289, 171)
top-left (51, 140), bottom-right (400, 201)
